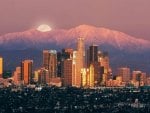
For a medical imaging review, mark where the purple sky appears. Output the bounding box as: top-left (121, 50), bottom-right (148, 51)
top-left (0, 0), bottom-right (150, 40)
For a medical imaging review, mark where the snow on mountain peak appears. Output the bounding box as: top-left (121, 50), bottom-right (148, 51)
top-left (0, 25), bottom-right (150, 52)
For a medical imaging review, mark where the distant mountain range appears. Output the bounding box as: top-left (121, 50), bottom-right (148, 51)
top-left (0, 25), bottom-right (150, 74)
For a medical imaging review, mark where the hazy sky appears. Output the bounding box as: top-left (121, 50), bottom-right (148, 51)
top-left (0, 0), bottom-right (150, 40)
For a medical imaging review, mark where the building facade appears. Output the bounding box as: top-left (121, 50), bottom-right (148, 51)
top-left (0, 57), bottom-right (3, 78)
top-left (62, 59), bottom-right (73, 86)
top-left (21, 60), bottom-right (33, 85)
top-left (118, 67), bottom-right (131, 83)
top-left (73, 38), bottom-right (85, 87)
top-left (43, 50), bottom-right (57, 78)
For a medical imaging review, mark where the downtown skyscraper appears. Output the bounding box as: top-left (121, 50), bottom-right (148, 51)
top-left (21, 60), bottom-right (33, 85)
top-left (88, 44), bottom-right (98, 65)
top-left (13, 67), bottom-right (21, 85)
top-left (88, 44), bottom-right (100, 86)
top-left (61, 48), bottom-right (73, 86)
top-left (43, 50), bottom-right (57, 78)
top-left (118, 67), bottom-right (131, 83)
top-left (72, 38), bottom-right (85, 87)
top-left (62, 59), bottom-right (73, 86)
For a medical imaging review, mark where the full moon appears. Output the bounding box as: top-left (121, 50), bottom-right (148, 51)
top-left (37, 24), bottom-right (52, 32)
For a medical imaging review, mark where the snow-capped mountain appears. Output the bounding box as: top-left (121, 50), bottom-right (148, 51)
top-left (0, 24), bottom-right (150, 53)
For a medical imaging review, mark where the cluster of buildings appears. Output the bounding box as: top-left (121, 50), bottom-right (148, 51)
top-left (0, 38), bottom-right (150, 88)
top-left (107, 68), bottom-right (149, 87)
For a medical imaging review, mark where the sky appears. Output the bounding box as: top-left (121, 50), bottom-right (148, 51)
top-left (0, 0), bottom-right (150, 40)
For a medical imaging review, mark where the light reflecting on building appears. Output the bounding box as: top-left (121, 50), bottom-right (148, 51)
top-left (74, 38), bottom-right (85, 87)
top-left (21, 60), bottom-right (33, 85)
top-left (34, 70), bottom-right (40, 82)
top-left (98, 52), bottom-right (110, 85)
top-left (38, 68), bottom-right (49, 84)
top-left (13, 67), bottom-right (21, 85)
top-left (72, 51), bottom-right (77, 87)
top-left (43, 50), bottom-right (57, 78)
top-left (81, 68), bottom-right (87, 87)
top-left (0, 57), bottom-right (3, 78)
top-left (89, 64), bottom-right (94, 87)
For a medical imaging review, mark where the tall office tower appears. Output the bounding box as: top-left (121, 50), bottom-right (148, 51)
top-left (88, 64), bottom-right (95, 87)
top-left (43, 50), bottom-right (57, 78)
top-left (62, 59), bottom-right (73, 86)
top-left (59, 48), bottom-right (74, 78)
top-left (98, 52), bottom-right (110, 85)
top-left (98, 52), bottom-right (110, 71)
top-left (0, 57), bottom-right (3, 78)
top-left (38, 68), bottom-right (49, 84)
top-left (89, 44), bottom-right (98, 64)
top-left (21, 60), bottom-right (33, 85)
top-left (118, 67), bottom-right (131, 83)
top-left (74, 38), bottom-right (85, 87)
top-left (88, 44), bottom-right (101, 86)
top-left (72, 51), bottom-right (77, 86)
top-left (13, 67), bottom-right (21, 85)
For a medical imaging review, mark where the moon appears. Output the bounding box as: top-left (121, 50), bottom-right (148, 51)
top-left (37, 24), bottom-right (52, 32)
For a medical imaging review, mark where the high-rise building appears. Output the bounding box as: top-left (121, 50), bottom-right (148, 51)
top-left (0, 57), bottom-right (3, 78)
top-left (21, 60), bottom-right (33, 85)
top-left (58, 48), bottom-right (74, 78)
top-left (118, 67), bottom-right (131, 83)
top-left (88, 64), bottom-right (95, 87)
top-left (81, 68), bottom-right (88, 87)
top-left (38, 68), bottom-right (49, 84)
top-left (72, 51), bottom-right (77, 86)
top-left (98, 52), bottom-right (110, 85)
top-left (98, 52), bottom-right (110, 71)
top-left (43, 50), bottom-right (57, 78)
top-left (13, 67), bottom-right (21, 85)
top-left (89, 44), bottom-right (98, 65)
top-left (62, 59), bottom-right (73, 86)
top-left (132, 71), bottom-right (141, 83)
top-left (73, 38), bottom-right (85, 87)
top-left (88, 45), bottom-right (101, 86)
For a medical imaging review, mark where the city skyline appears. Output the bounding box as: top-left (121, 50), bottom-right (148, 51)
top-left (0, 37), bottom-right (150, 113)
top-left (0, 37), bottom-right (149, 88)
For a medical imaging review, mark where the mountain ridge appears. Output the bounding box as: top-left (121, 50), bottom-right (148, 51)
top-left (0, 24), bottom-right (150, 53)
